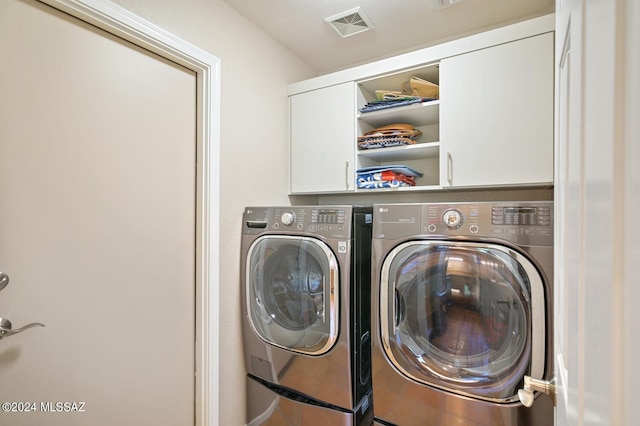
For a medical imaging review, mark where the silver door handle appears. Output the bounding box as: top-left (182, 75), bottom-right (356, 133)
top-left (518, 375), bottom-right (556, 407)
top-left (0, 272), bottom-right (9, 292)
top-left (0, 317), bottom-right (45, 340)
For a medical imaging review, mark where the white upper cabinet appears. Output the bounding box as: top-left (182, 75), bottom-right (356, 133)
top-left (288, 15), bottom-right (555, 195)
top-left (439, 33), bottom-right (554, 188)
top-left (290, 81), bottom-right (356, 193)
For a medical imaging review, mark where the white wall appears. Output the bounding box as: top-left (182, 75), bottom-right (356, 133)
top-left (108, 1), bottom-right (316, 424)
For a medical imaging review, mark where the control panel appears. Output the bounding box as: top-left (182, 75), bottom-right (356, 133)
top-left (243, 206), bottom-right (351, 238)
top-left (373, 202), bottom-right (553, 247)
top-left (429, 203), bottom-right (553, 246)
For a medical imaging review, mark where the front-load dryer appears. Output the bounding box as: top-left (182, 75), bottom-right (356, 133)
top-left (241, 206), bottom-right (373, 425)
top-left (371, 202), bottom-right (554, 426)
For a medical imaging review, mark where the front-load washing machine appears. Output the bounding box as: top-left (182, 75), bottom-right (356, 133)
top-left (371, 202), bottom-right (554, 426)
top-left (241, 206), bottom-right (374, 425)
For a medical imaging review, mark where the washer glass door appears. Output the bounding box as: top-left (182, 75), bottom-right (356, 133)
top-left (380, 240), bottom-right (545, 402)
top-left (247, 235), bottom-right (339, 355)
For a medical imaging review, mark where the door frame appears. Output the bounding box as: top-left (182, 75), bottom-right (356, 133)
top-left (35, 0), bottom-right (221, 424)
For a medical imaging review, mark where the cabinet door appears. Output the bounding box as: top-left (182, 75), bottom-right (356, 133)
top-left (439, 33), bottom-right (554, 188)
top-left (290, 82), bottom-right (356, 194)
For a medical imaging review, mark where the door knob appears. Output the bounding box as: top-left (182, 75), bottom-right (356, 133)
top-left (0, 272), bottom-right (8, 292)
top-left (518, 375), bottom-right (556, 407)
top-left (0, 317), bottom-right (45, 340)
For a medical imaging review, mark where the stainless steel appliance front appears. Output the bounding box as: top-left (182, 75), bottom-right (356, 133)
top-left (241, 206), bottom-right (373, 426)
top-left (371, 202), bottom-right (554, 426)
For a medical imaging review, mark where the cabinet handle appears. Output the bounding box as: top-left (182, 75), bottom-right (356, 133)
top-left (447, 152), bottom-right (453, 185)
top-left (345, 161), bottom-right (350, 190)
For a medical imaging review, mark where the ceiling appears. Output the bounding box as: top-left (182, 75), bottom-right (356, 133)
top-left (222, 0), bottom-right (554, 75)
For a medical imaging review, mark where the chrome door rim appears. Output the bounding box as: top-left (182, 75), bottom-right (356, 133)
top-left (246, 235), bottom-right (339, 355)
top-left (379, 239), bottom-right (546, 402)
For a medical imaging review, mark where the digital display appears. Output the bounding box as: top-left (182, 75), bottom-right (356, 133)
top-left (504, 207), bottom-right (536, 214)
top-left (317, 209), bottom-right (339, 215)
top-left (312, 209), bottom-right (345, 224)
top-left (492, 205), bottom-right (550, 228)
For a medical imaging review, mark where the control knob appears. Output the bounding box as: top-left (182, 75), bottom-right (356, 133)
top-left (442, 209), bottom-right (463, 229)
top-left (281, 211), bottom-right (296, 226)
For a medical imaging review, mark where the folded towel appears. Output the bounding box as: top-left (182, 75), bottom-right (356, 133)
top-left (356, 165), bottom-right (423, 177)
top-left (356, 169), bottom-right (420, 189)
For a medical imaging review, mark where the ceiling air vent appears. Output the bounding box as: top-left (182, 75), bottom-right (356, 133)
top-left (324, 7), bottom-right (374, 38)
top-left (431, 0), bottom-right (467, 9)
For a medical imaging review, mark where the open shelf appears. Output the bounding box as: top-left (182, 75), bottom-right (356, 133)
top-left (355, 184), bottom-right (443, 193)
top-left (357, 100), bottom-right (440, 128)
top-left (357, 141), bottom-right (440, 162)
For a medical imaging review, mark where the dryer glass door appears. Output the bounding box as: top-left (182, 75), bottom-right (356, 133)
top-left (380, 240), bottom-right (546, 402)
top-left (246, 235), bottom-right (339, 355)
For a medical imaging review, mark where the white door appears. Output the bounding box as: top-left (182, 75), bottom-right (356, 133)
top-left (439, 33), bottom-right (554, 188)
top-left (290, 82), bottom-right (356, 193)
top-left (555, 0), bottom-right (640, 424)
top-left (0, 1), bottom-right (197, 424)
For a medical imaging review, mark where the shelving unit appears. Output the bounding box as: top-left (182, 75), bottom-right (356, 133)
top-left (355, 64), bottom-right (441, 191)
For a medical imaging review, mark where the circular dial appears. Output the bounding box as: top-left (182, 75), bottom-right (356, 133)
top-left (442, 209), bottom-right (463, 229)
top-left (280, 211), bottom-right (296, 226)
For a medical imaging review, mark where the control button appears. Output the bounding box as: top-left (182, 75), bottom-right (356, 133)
top-left (427, 224), bottom-right (437, 233)
top-left (297, 223), bottom-right (304, 230)
top-left (442, 209), bottom-right (463, 229)
top-left (281, 211), bottom-right (296, 226)
top-left (469, 225), bottom-right (479, 234)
